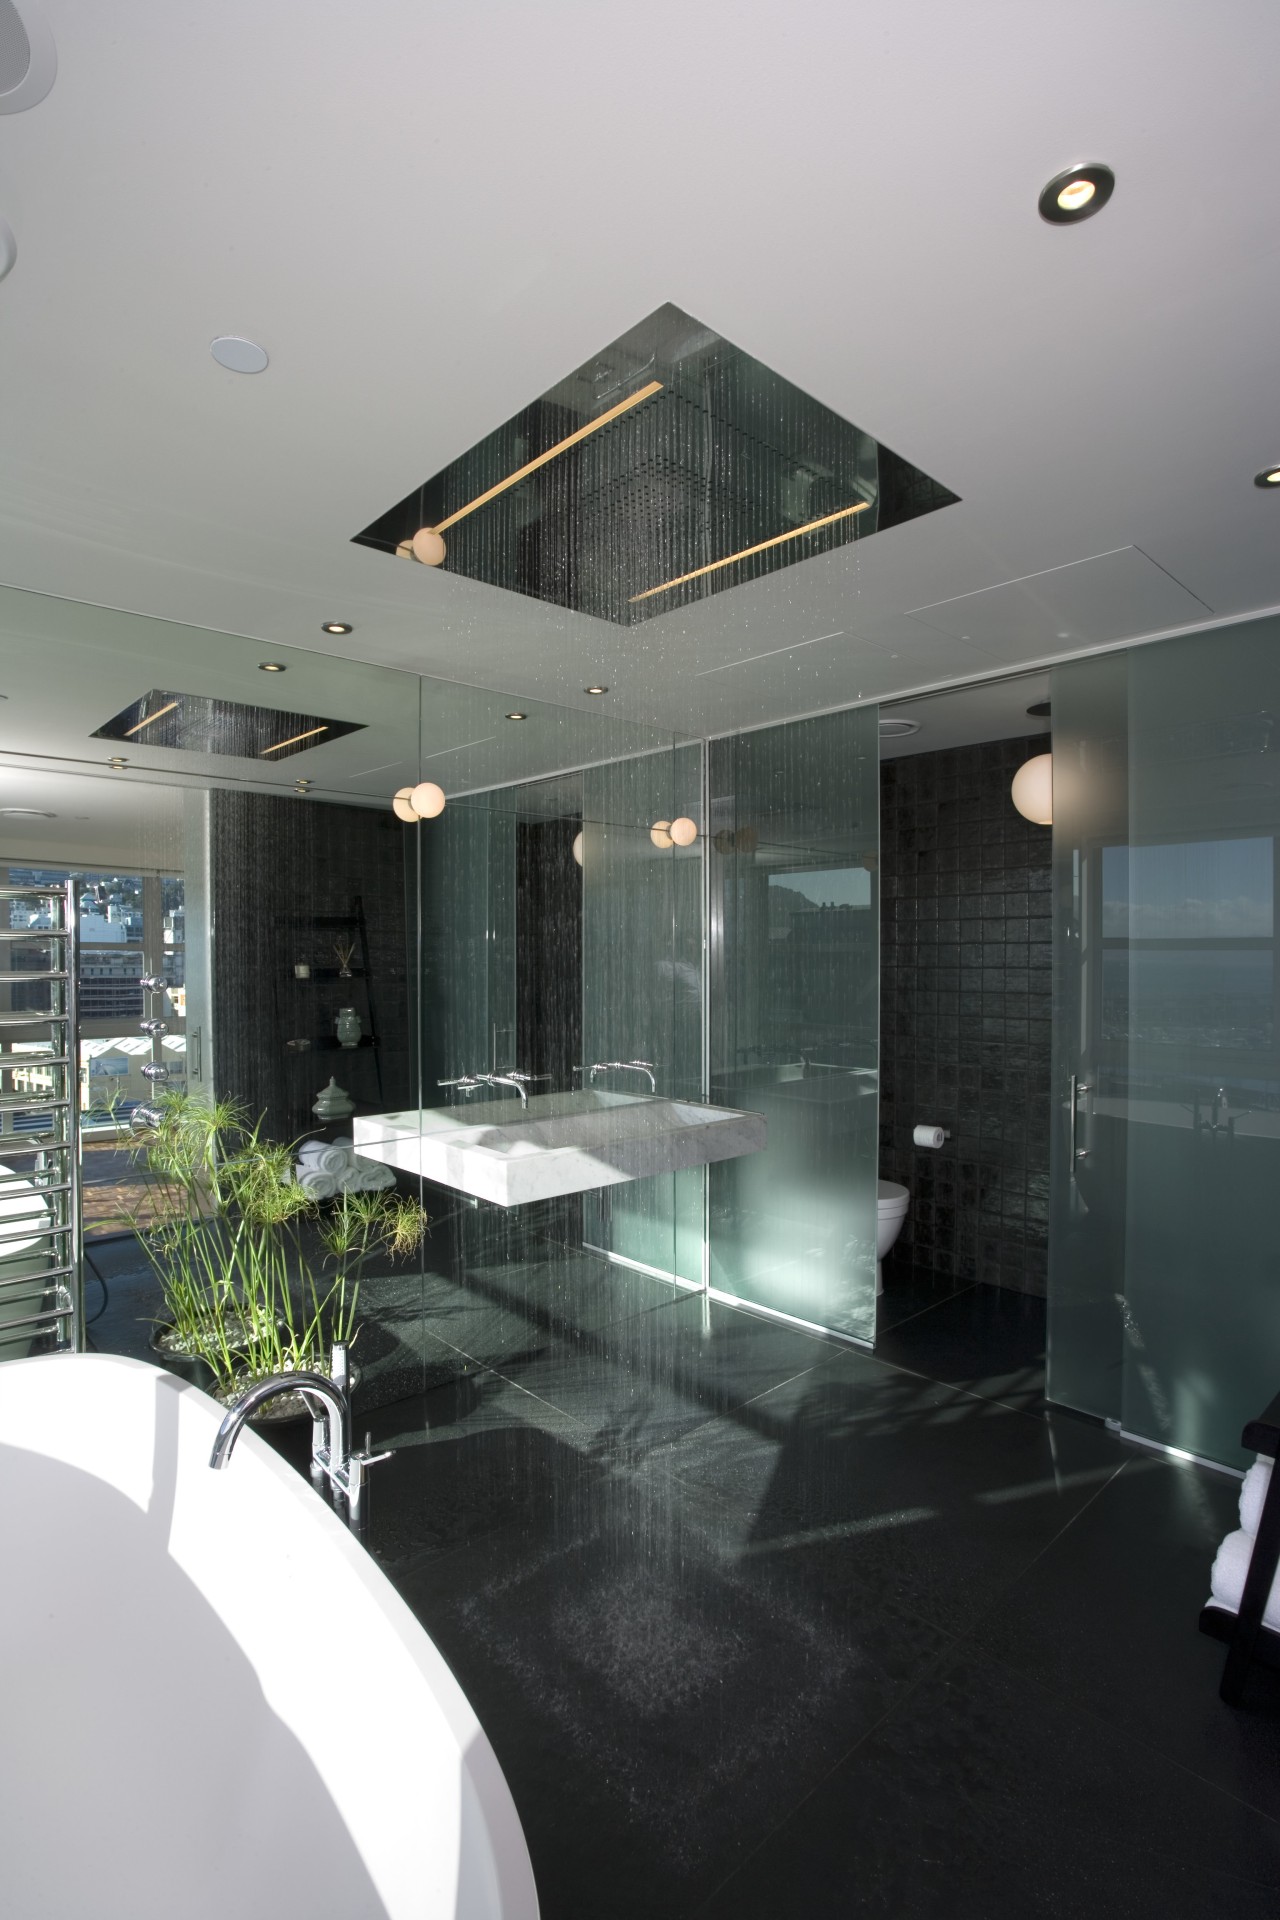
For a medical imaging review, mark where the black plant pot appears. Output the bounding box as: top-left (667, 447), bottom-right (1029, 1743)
top-left (149, 1323), bottom-right (216, 1393)
top-left (214, 1359), bottom-right (363, 1424)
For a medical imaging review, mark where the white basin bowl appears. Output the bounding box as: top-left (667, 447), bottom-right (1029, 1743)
top-left (354, 1089), bottom-right (766, 1207)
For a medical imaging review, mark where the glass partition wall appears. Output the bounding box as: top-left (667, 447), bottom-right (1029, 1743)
top-left (1049, 614), bottom-right (1280, 1469)
top-left (708, 706), bottom-right (881, 1341)
top-left (0, 576), bottom-right (893, 1400)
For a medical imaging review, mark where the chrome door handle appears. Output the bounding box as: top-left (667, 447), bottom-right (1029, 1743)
top-left (1071, 1075), bottom-right (1092, 1162)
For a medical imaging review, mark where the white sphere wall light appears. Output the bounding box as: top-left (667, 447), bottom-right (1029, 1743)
top-left (409, 780), bottom-right (447, 819)
top-left (572, 831), bottom-right (584, 867)
top-left (1011, 753), bottom-right (1053, 826)
top-left (392, 787), bottom-right (421, 823)
top-left (411, 527), bottom-right (447, 567)
top-left (669, 816), bottom-right (698, 846)
top-left (650, 820), bottom-right (673, 849)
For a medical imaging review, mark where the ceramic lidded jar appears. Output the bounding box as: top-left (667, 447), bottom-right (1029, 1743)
top-left (313, 1077), bottom-right (355, 1119)
top-left (335, 1007), bottom-right (362, 1049)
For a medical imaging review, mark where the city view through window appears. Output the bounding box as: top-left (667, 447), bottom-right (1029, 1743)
top-left (1, 867), bottom-right (185, 1129)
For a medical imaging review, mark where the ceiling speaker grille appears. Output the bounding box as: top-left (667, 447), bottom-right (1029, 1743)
top-left (0, 3), bottom-right (31, 95)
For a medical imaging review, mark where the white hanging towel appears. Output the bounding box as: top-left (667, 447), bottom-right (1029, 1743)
top-left (1208, 1528), bottom-right (1280, 1632)
top-left (1240, 1458), bottom-right (1272, 1536)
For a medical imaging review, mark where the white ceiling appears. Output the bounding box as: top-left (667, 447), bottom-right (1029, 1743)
top-left (0, 0), bottom-right (1276, 744)
top-left (879, 670), bottom-right (1051, 760)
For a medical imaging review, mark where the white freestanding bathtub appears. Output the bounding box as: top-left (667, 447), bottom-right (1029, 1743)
top-left (0, 1353), bottom-right (539, 1920)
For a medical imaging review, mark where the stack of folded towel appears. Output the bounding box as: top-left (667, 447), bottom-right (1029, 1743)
top-left (1208, 1456), bottom-right (1280, 1630)
top-left (289, 1136), bottom-right (397, 1202)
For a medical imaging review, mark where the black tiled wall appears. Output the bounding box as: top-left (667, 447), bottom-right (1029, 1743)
top-left (879, 734), bottom-right (1052, 1295)
top-left (211, 790), bottom-right (412, 1143)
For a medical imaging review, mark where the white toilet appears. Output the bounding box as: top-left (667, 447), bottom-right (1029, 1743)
top-left (876, 1179), bottom-right (910, 1296)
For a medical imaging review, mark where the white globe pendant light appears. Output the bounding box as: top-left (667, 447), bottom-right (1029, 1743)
top-left (1011, 753), bottom-right (1053, 826)
top-left (409, 780), bottom-right (447, 819)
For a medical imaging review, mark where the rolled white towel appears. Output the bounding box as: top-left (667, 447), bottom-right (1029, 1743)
top-left (355, 1158), bottom-right (395, 1191)
top-left (336, 1165), bottom-right (365, 1193)
top-left (298, 1142), bottom-right (352, 1177)
top-left (1240, 1458), bottom-right (1272, 1536)
top-left (295, 1167), bottom-right (337, 1201)
top-left (330, 1136), bottom-right (354, 1154)
top-left (1209, 1526), bottom-right (1280, 1632)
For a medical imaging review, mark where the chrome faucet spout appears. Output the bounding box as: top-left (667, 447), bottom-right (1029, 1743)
top-left (210, 1372), bottom-right (349, 1475)
top-left (588, 1059), bottom-right (657, 1094)
top-left (480, 1072), bottom-right (529, 1109)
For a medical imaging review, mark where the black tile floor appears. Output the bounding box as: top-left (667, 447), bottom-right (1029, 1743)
top-left (357, 1259), bottom-right (1280, 1919)
top-left (87, 1233), bottom-right (1280, 1917)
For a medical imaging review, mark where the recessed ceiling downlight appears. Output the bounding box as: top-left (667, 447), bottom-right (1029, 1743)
top-left (1038, 163), bottom-right (1115, 224)
top-left (1255, 467), bottom-right (1280, 489)
top-left (210, 335), bottom-right (269, 374)
top-left (259, 662), bottom-right (286, 673)
top-left (879, 717), bottom-right (921, 739)
top-left (322, 622), bottom-right (353, 635)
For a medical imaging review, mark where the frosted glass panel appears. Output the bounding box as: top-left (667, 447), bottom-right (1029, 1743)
top-left (708, 707), bottom-right (879, 1339)
top-left (1120, 620), bottom-right (1280, 1467)
top-left (1049, 617), bottom-right (1280, 1467)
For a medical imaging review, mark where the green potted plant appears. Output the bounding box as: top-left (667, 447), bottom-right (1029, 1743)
top-left (118, 1091), bottom-right (427, 1406)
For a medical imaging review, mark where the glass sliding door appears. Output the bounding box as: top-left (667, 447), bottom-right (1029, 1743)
top-left (708, 706), bottom-right (880, 1340)
top-left (1048, 615), bottom-right (1280, 1468)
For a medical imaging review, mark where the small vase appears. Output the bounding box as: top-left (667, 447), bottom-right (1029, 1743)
top-left (335, 1007), bottom-right (361, 1049)
top-left (313, 1076), bottom-right (355, 1119)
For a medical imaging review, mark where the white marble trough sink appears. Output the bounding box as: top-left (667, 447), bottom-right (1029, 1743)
top-left (353, 1089), bottom-right (766, 1207)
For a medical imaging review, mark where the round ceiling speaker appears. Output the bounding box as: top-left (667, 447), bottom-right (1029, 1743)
top-left (0, 2), bottom-right (56, 115)
top-left (210, 335), bottom-right (269, 374)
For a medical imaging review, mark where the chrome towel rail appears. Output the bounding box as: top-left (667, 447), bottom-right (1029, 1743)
top-left (0, 878), bottom-right (82, 1355)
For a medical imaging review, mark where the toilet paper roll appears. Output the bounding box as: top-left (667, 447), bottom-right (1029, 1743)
top-left (913, 1125), bottom-right (946, 1149)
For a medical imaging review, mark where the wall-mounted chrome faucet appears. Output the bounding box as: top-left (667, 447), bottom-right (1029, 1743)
top-left (438, 1071), bottom-right (531, 1109)
top-left (588, 1059), bottom-right (657, 1093)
